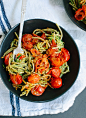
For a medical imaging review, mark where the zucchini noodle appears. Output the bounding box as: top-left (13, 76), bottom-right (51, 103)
top-left (2, 24), bottom-right (70, 97)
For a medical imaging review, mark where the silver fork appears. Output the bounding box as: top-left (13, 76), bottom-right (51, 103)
top-left (13, 0), bottom-right (27, 60)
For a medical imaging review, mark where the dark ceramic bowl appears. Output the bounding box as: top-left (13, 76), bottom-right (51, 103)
top-left (0, 19), bottom-right (80, 102)
top-left (63, 0), bottom-right (86, 31)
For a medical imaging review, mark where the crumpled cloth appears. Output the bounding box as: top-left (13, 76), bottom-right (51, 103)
top-left (0, 0), bottom-right (86, 116)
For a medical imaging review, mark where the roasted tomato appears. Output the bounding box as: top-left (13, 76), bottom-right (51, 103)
top-left (41, 33), bottom-right (46, 39)
top-left (60, 48), bottom-right (70, 62)
top-left (49, 48), bottom-right (70, 67)
top-left (22, 41), bottom-right (33, 50)
top-left (30, 49), bottom-right (40, 57)
top-left (49, 55), bottom-right (63, 67)
top-left (82, 5), bottom-right (86, 16)
top-left (46, 48), bottom-right (58, 57)
top-left (35, 54), bottom-right (49, 74)
top-left (48, 67), bottom-right (61, 78)
top-left (16, 53), bottom-right (25, 60)
top-left (50, 77), bottom-right (62, 88)
top-left (50, 39), bottom-right (57, 47)
top-left (27, 74), bottom-right (40, 84)
top-left (10, 74), bottom-right (22, 85)
top-left (74, 8), bottom-right (86, 21)
top-left (22, 34), bottom-right (32, 43)
top-left (4, 52), bottom-right (12, 65)
top-left (31, 85), bottom-right (45, 96)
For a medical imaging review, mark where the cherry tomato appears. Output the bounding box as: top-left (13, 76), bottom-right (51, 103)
top-left (27, 74), bottom-right (40, 84)
top-left (22, 34), bottom-right (32, 43)
top-left (4, 52), bottom-right (12, 65)
top-left (50, 39), bottom-right (57, 47)
top-left (32, 38), bottom-right (39, 45)
top-left (74, 8), bottom-right (85, 21)
top-left (49, 55), bottom-right (63, 67)
top-left (50, 77), bottom-right (62, 88)
top-left (35, 55), bottom-right (49, 74)
top-left (41, 33), bottom-right (46, 39)
top-left (30, 49), bottom-right (40, 57)
top-left (82, 5), bottom-right (86, 16)
top-left (46, 48), bottom-right (58, 57)
top-left (60, 48), bottom-right (70, 62)
top-left (10, 74), bottom-right (22, 85)
top-left (48, 67), bottom-right (61, 78)
top-left (16, 53), bottom-right (25, 60)
top-left (22, 41), bottom-right (33, 50)
top-left (31, 85), bottom-right (45, 96)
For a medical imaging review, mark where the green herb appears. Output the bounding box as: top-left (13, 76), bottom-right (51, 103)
top-left (2, 64), bottom-right (5, 68)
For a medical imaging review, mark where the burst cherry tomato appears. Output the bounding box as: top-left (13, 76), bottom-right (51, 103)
top-left (50, 39), bottom-right (57, 47)
top-left (16, 53), bottom-right (25, 60)
top-left (27, 74), bottom-right (40, 84)
top-left (22, 41), bottom-right (33, 50)
top-left (22, 34), bottom-right (32, 43)
top-left (31, 85), bottom-right (45, 96)
top-left (49, 48), bottom-right (70, 67)
top-left (48, 67), bottom-right (61, 78)
top-left (35, 54), bottom-right (49, 74)
top-left (30, 49), bottom-right (40, 57)
top-left (74, 8), bottom-right (86, 21)
top-left (60, 48), bottom-right (70, 62)
top-left (41, 33), bottom-right (46, 39)
top-left (50, 77), bottom-right (62, 88)
top-left (46, 48), bottom-right (58, 57)
top-left (4, 52), bottom-right (12, 65)
top-left (10, 74), bottom-right (22, 85)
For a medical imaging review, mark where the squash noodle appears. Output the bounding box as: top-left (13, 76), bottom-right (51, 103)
top-left (2, 24), bottom-right (70, 96)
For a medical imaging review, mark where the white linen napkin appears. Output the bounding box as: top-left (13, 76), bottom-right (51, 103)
top-left (0, 0), bottom-right (86, 116)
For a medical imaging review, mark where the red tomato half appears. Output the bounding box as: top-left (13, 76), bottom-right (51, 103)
top-left (27, 74), bottom-right (40, 84)
top-left (60, 48), bottom-right (70, 62)
top-left (48, 67), bottom-right (61, 78)
top-left (50, 77), bottom-right (62, 88)
top-left (22, 34), bottom-right (32, 43)
top-left (74, 8), bottom-right (85, 21)
top-left (41, 33), bottom-right (46, 39)
top-left (4, 52), bottom-right (12, 65)
top-left (30, 49), bottom-right (40, 57)
top-left (22, 41), bottom-right (33, 50)
top-left (31, 85), bottom-right (45, 96)
top-left (46, 48), bottom-right (58, 57)
top-left (10, 74), bottom-right (22, 85)
top-left (50, 39), bottom-right (57, 47)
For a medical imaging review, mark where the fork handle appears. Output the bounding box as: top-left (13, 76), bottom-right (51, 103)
top-left (18, 0), bottom-right (27, 48)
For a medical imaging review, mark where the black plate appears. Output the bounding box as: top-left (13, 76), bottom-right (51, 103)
top-left (63, 0), bottom-right (86, 31)
top-left (0, 19), bottom-right (80, 102)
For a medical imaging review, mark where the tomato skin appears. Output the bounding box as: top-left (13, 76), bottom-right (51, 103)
top-left (31, 85), bottom-right (45, 96)
top-left (27, 74), bottom-right (40, 84)
top-left (50, 39), bottom-right (57, 47)
top-left (60, 48), bottom-right (70, 62)
top-left (4, 52), bottom-right (12, 65)
top-left (41, 33), bottom-right (46, 39)
top-left (22, 34), bottom-right (32, 43)
top-left (74, 8), bottom-right (85, 21)
top-left (30, 49), bottom-right (40, 57)
top-left (48, 67), bottom-right (61, 78)
top-left (49, 56), bottom-right (63, 67)
top-left (10, 74), bottom-right (22, 85)
top-left (35, 54), bottom-right (49, 74)
top-left (46, 48), bottom-right (58, 57)
top-left (22, 41), bottom-right (33, 50)
top-left (49, 48), bottom-right (70, 67)
top-left (16, 53), bottom-right (25, 60)
top-left (50, 77), bottom-right (62, 88)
